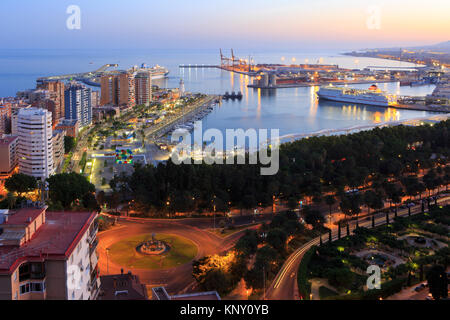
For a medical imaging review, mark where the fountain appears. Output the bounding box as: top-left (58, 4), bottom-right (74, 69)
top-left (136, 233), bottom-right (169, 255)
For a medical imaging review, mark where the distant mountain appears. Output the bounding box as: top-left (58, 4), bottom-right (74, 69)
top-left (424, 41), bottom-right (450, 50)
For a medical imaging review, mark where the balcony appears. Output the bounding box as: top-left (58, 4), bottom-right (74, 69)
top-left (89, 239), bottom-right (98, 256)
top-left (90, 250), bottom-right (98, 269)
top-left (87, 221), bottom-right (98, 244)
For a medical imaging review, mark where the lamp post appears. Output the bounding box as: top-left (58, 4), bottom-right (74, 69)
top-left (166, 200), bottom-right (171, 218)
top-left (106, 248), bottom-right (110, 275)
top-left (213, 195), bottom-right (216, 231)
top-left (263, 266), bottom-right (266, 300)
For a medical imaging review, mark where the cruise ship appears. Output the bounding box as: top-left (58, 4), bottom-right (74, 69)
top-left (137, 64), bottom-right (169, 79)
top-left (149, 65), bottom-right (170, 79)
top-left (317, 84), bottom-right (397, 107)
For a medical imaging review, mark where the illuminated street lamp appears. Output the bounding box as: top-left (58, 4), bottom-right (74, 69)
top-left (106, 248), bottom-right (110, 275)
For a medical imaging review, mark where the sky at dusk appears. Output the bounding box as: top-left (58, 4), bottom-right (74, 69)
top-left (1, 0), bottom-right (449, 50)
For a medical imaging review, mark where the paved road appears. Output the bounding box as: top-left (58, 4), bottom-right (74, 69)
top-left (265, 195), bottom-right (450, 300)
top-left (97, 216), bottom-right (260, 295)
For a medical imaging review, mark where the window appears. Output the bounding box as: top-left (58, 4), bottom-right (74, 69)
top-left (20, 283), bottom-right (30, 295)
top-left (31, 282), bottom-right (45, 292)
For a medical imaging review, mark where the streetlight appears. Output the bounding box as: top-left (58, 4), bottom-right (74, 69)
top-left (213, 195), bottom-right (217, 231)
top-left (106, 248), bottom-right (110, 275)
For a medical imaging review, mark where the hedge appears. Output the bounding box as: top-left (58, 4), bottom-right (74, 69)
top-left (297, 245), bottom-right (316, 300)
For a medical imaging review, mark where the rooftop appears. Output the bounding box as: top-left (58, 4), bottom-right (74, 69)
top-left (0, 209), bottom-right (96, 273)
top-left (99, 272), bottom-right (148, 300)
top-left (2, 207), bottom-right (45, 226)
top-left (0, 136), bottom-right (18, 145)
top-left (152, 286), bottom-right (221, 301)
top-left (18, 107), bottom-right (50, 117)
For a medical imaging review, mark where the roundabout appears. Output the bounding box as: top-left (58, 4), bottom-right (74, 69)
top-left (108, 233), bottom-right (198, 270)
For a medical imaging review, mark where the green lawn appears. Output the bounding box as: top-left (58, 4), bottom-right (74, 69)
top-left (108, 233), bottom-right (198, 270)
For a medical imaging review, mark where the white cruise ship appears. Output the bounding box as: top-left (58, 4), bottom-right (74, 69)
top-left (149, 65), bottom-right (170, 79)
top-left (317, 84), bottom-right (397, 107)
top-left (133, 64), bottom-right (170, 79)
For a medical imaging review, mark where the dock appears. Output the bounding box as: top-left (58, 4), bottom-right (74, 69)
top-left (145, 95), bottom-right (220, 139)
top-left (248, 79), bottom-right (398, 89)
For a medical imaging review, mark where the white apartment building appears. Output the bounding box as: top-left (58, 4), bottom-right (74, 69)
top-left (17, 108), bottom-right (54, 180)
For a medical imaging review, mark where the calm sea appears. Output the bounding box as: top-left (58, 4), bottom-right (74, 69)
top-left (0, 49), bottom-right (436, 137)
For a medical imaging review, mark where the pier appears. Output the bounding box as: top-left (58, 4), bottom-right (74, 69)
top-left (145, 95), bottom-right (220, 139)
top-left (179, 64), bottom-right (220, 68)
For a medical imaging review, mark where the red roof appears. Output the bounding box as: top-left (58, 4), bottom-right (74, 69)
top-left (0, 136), bottom-right (18, 146)
top-left (2, 208), bottom-right (45, 226)
top-left (0, 210), bottom-right (96, 273)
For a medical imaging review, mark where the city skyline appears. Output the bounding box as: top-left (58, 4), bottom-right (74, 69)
top-left (1, 0), bottom-right (449, 50)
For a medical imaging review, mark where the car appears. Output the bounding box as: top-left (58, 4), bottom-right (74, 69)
top-left (414, 283), bottom-right (426, 292)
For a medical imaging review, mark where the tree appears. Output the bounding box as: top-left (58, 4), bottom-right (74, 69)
top-left (364, 190), bottom-right (384, 216)
top-left (107, 191), bottom-right (121, 212)
top-left (64, 136), bottom-right (76, 154)
top-left (304, 208), bottom-right (325, 229)
top-left (423, 170), bottom-right (438, 197)
top-left (201, 269), bottom-right (232, 296)
top-left (426, 265), bottom-right (448, 300)
top-left (5, 192), bottom-right (17, 209)
top-left (325, 195), bottom-right (336, 224)
top-left (47, 173), bottom-right (96, 209)
top-left (82, 192), bottom-right (100, 211)
top-left (266, 228), bottom-right (287, 252)
top-left (5, 173), bottom-right (37, 196)
top-left (340, 193), bottom-right (362, 221)
top-left (235, 230), bottom-right (258, 256)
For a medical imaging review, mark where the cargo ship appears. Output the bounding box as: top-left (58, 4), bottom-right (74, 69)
top-left (316, 84), bottom-right (397, 107)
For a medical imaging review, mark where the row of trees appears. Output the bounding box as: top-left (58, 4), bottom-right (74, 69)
top-left (109, 120), bottom-right (450, 217)
top-left (2, 172), bottom-right (97, 212)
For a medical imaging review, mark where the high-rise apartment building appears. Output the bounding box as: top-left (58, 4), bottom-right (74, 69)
top-left (0, 136), bottom-right (18, 179)
top-left (52, 129), bottom-right (64, 173)
top-left (0, 207), bottom-right (100, 300)
top-left (64, 82), bottom-right (92, 128)
top-left (35, 80), bottom-right (65, 127)
top-left (135, 71), bottom-right (152, 106)
top-left (0, 105), bottom-right (12, 136)
top-left (91, 90), bottom-right (100, 108)
top-left (100, 73), bottom-right (136, 108)
top-left (16, 108), bottom-right (54, 181)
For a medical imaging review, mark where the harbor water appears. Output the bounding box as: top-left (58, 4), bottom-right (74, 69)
top-left (0, 49), bottom-right (437, 139)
